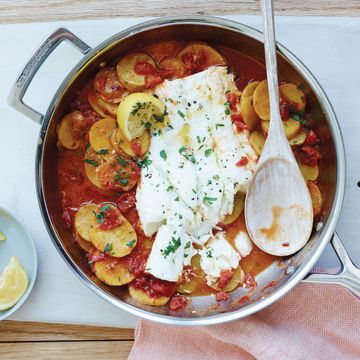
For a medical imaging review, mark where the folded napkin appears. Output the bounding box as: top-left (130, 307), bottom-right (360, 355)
top-left (129, 283), bottom-right (360, 359)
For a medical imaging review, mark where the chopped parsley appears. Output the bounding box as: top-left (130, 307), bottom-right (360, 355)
top-left (177, 110), bottom-right (185, 118)
top-left (204, 148), bottom-right (213, 157)
top-left (136, 157), bottom-right (152, 168)
top-left (153, 108), bottom-right (168, 123)
top-left (167, 185), bottom-right (174, 192)
top-left (160, 149), bottom-right (167, 160)
top-left (192, 188), bottom-right (197, 194)
top-left (120, 178), bottom-right (129, 186)
top-left (184, 241), bottom-right (191, 249)
top-left (93, 205), bottom-right (110, 224)
top-left (291, 113), bottom-right (308, 126)
top-left (224, 101), bottom-right (231, 115)
top-left (160, 237), bottom-right (181, 258)
top-left (203, 196), bottom-right (217, 205)
top-left (174, 196), bottom-right (180, 201)
top-left (117, 156), bottom-right (127, 167)
top-left (84, 159), bottom-right (98, 167)
top-left (130, 101), bottom-right (147, 116)
top-left (104, 242), bottom-right (112, 253)
top-left (144, 121), bottom-right (152, 129)
top-left (206, 248), bottom-right (213, 258)
top-left (96, 148), bottom-right (109, 155)
top-left (178, 146), bottom-right (187, 154)
top-left (85, 143), bottom-right (91, 150)
top-left (126, 239), bottom-right (136, 247)
top-left (215, 123), bottom-right (225, 130)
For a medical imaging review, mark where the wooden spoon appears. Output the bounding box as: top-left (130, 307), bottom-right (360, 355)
top-left (244, 0), bottom-right (313, 256)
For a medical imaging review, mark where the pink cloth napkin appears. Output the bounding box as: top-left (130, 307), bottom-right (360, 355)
top-left (129, 283), bottom-right (360, 359)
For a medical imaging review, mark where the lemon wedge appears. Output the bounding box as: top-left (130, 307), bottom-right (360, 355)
top-left (117, 92), bottom-right (167, 141)
top-left (0, 230), bottom-right (6, 241)
top-left (0, 256), bottom-right (29, 310)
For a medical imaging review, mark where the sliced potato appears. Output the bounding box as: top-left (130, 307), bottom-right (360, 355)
top-left (90, 204), bottom-right (137, 258)
top-left (209, 266), bottom-right (244, 292)
top-left (75, 232), bottom-right (95, 252)
top-left (84, 146), bottom-right (104, 188)
top-left (94, 256), bottom-right (135, 286)
top-left (280, 83), bottom-right (306, 112)
top-left (308, 181), bottom-right (323, 216)
top-left (177, 254), bottom-right (206, 295)
top-left (253, 80), bottom-right (270, 121)
top-left (159, 57), bottom-right (186, 79)
top-left (117, 92), bottom-right (167, 141)
top-left (113, 128), bottom-right (150, 158)
top-left (57, 112), bottom-right (83, 150)
top-left (176, 43), bottom-right (227, 71)
top-left (223, 192), bottom-right (245, 225)
top-left (241, 81), bottom-right (260, 100)
top-left (117, 52), bottom-right (157, 91)
top-left (74, 203), bottom-right (98, 241)
top-left (88, 88), bottom-right (119, 118)
top-left (262, 118), bottom-right (301, 139)
top-left (289, 132), bottom-right (307, 146)
top-left (89, 118), bottom-right (117, 161)
top-left (145, 41), bottom-right (183, 62)
top-left (299, 162), bottom-right (319, 181)
top-left (97, 156), bottom-right (138, 191)
top-left (94, 67), bottom-right (126, 104)
top-left (249, 131), bottom-right (266, 156)
top-left (240, 95), bottom-right (259, 130)
top-left (128, 283), bottom-right (170, 306)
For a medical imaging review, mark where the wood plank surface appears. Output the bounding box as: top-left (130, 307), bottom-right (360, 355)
top-left (0, 321), bottom-right (134, 360)
top-left (0, 0), bottom-right (359, 24)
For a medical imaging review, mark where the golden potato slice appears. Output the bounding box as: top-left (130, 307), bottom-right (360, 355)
top-left (280, 83), bottom-right (306, 112)
top-left (209, 266), bottom-right (245, 292)
top-left (289, 132), bottom-right (307, 146)
top-left (57, 112), bottom-right (83, 150)
top-left (74, 203), bottom-right (98, 241)
top-left (261, 118), bottom-right (300, 139)
top-left (90, 204), bottom-right (137, 258)
top-left (113, 128), bottom-right (150, 158)
top-left (240, 95), bottom-right (259, 130)
top-left (84, 146), bottom-right (104, 189)
top-left (177, 254), bottom-right (206, 295)
top-left (88, 88), bottom-right (119, 118)
top-left (299, 162), bottom-right (319, 181)
top-left (223, 192), bottom-right (245, 225)
top-left (241, 81), bottom-right (260, 100)
top-left (159, 57), bottom-right (186, 79)
top-left (145, 41), bottom-right (183, 62)
top-left (75, 233), bottom-right (95, 252)
top-left (253, 80), bottom-right (270, 120)
top-left (94, 67), bottom-right (126, 104)
top-left (128, 283), bottom-right (170, 306)
top-left (176, 43), bottom-right (227, 71)
top-left (249, 131), bottom-right (266, 156)
top-left (308, 181), bottom-right (323, 216)
top-left (89, 118), bottom-right (117, 161)
top-left (94, 257), bottom-right (135, 286)
top-left (97, 156), bottom-right (138, 191)
top-left (117, 52), bottom-right (157, 91)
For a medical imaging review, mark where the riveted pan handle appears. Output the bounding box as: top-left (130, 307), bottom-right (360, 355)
top-left (8, 28), bottom-right (92, 124)
top-left (303, 232), bottom-right (360, 297)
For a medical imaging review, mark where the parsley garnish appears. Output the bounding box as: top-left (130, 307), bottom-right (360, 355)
top-left (177, 110), bottom-right (185, 118)
top-left (136, 157), bottom-right (152, 168)
top-left (206, 248), bottom-right (213, 258)
top-left (160, 237), bottom-right (181, 258)
top-left (215, 123), bottom-right (225, 130)
top-left (121, 178), bottom-right (129, 186)
top-left (184, 241), bottom-right (191, 249)
top-left (291, 113), bottom-right (308, 126)
top-left (117, 156), bottom-right (127, 167)
top-left (126, 239), bottom-right (136, 247)
top-left (167, 185), bottom-right (174, 192)
top-left (160, 150), bottom-right (167, 160)
top-left (96, 149), bottom-right (109, 155)
top-left (85, 143), bottom-right (91, 151)
top-left (204, 196), bottom-right (217, 205)
top-left (93, 205), bottom-right (110, 224)
top-left (130, 102), bottom-right (147, 116)
top-left (84, 159), bottom-right (98, 167)
top-left (178, 146), bottom-right (186, 154)
top-left (174, 196), bottom-right (180, 201)
top-left (205, 148), bottom-right (213, 157)
top-left (104, 242), bottom-right (112, 253)
top-left (144, 121), bottom-right (152, 129)
top-left (224, 101), bottom-right (231, 115)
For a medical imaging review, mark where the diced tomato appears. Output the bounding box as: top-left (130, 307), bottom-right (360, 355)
top-left (243, 273), bottom-right (257, 288)
top-left (144, 74), bottom-right (163, 89)
top-left (238, 295), bottom-right (250, 304)
top-left (97, 205), bottom-right (122, 230)
top-left (134, 61), bottom-right (156, 75)
top-left (116, 190), bottom-right (136, 213)
top-left (217, 269), bottom-right (234, 290)
top-left (181, 52), bottom-right (206, 74)
top-left (226, 92), bottom-right (239, 112)
top-left (263, 280), bottom-right (277, 290)
top-left (231, 114), bottom-right (249, 133)
top-left (279, 97), bottom-right (290, 120)
top-left (130, 162), bottom-right (141, 181)
top-left (298, 145), bottom-right (321, 166)
top-left (216, 291), bottom-right (230, 301)
top-left (304, 129), bottom-right (320, 146)
top-left (169, 294), bottom-right (188, 311)
top-left (131, 141), bottom-right (142, 157)
top-left (132, 275), bottom-right (177, 298)
top-left (236, 157), bottom-right (249, 167)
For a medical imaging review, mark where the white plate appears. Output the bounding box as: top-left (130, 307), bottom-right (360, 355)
top-left (0, 206), bottom-right (38, 320)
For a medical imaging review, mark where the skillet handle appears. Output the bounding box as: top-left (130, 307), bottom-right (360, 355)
top-left (8, 28), bottom-right (92, 124)
top-left (303, 232), bottom-right (360, 297)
